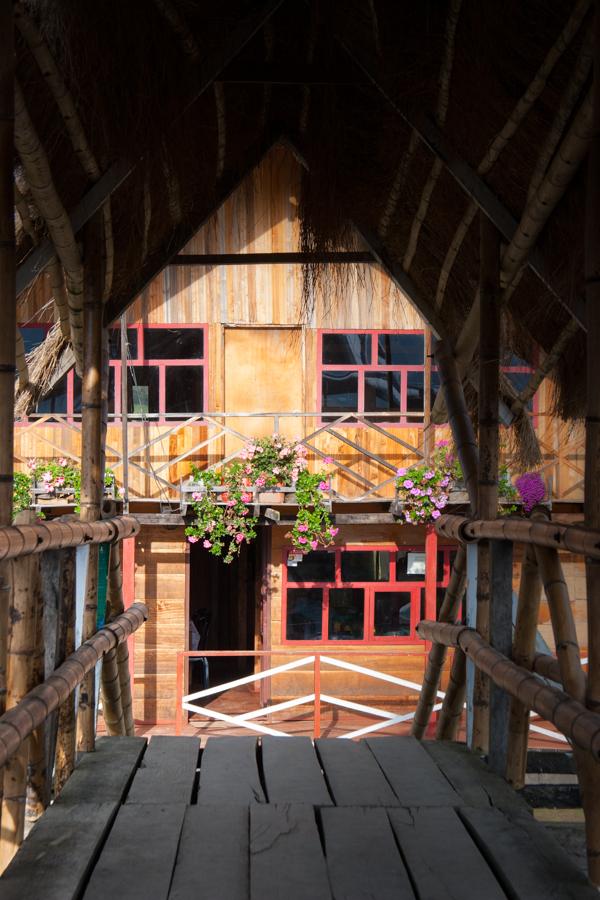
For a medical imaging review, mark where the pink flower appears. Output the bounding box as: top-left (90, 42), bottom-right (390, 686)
top-left (431, 510), bottom-right (441, 519)
top-left (254, 475), bottom-right (266, 487)
top-left (298, 536), bottom-right (307, 544)
top-left (440, 477), bottom-right (450, 487)
top-left (235, 533), bottom-right (244, 544)
top-left (436, 440), bottom-right (450, 447)
top-left (310, 540), bottom-right (319, 551)
top-left (244, 466), bottom-right (252, 475)
top-left (291, 468), bottom-right (299, 481)
top-left (241, 507), bottom-right (249, 516)
top-left (272, 467), bottom-right (281, 475)
top-left (203, 539), bottom-right (212, 548)
top-left (27, 458), bottom-right (37, 470)
top-left (396, 467), bottom-right (407, 477)
top-left (187, 535), bottom-right (199, 543)
top-left (323, 456), bottom-right (334, 465)
top-left (226, 499), bottom-right (236, 507)
top-left (403, 479), bottom-right (414, 489)
top-left (192, 491), bottom-right (203, 501)
top-left (329, 527), bottom-right (339, 536)
top-left (319, 481), bottom-right (329, 491)
top-left (410, 487), bottom-right (421, 496)
top-left (241, 491), bottom-right (253, 502)
top-left (42, 471), bottom-right (52, 483)
top-left (297, 523), bottom-right (308, 532)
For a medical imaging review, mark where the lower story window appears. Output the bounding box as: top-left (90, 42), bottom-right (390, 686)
top-left (283, 546), bottom-right (454, 643)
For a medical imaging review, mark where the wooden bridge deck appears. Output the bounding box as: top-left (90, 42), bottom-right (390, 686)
top-left (1, 735), bottom-right (594, 899)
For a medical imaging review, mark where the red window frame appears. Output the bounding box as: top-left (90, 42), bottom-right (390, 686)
top-left (18, 323), bottom-right (208, 423)
top-left (318, 329), bottom-right (426, 427)
top-left (281, 542), bottom-right (455, 646)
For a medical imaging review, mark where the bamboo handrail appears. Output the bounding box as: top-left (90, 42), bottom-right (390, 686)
top-left (0, 515), bottom-right (138, 562)
top-left (416, 620), bottom-right (600, 760)
top-left (435, 513), bottom-right (600, 560)
top-left (0, 603), bottom-right (146, 768)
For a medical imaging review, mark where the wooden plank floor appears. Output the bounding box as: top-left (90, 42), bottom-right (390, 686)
top-left (2, 735), bottom-right (596, 899)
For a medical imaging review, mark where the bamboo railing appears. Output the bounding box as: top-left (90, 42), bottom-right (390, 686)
top-left (416, 509), bottom-right (600, 886)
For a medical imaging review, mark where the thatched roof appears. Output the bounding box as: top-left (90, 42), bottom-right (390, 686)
top-left (12, 0), bottom-right (594, 429)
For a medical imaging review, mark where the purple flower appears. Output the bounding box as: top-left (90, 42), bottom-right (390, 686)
top-left (436, 440), bottom-right (450, 447)
top-left (297, 523), bottom-right (308, 532)
top-left (319, 481), bottom-right (329, 491)
top-left (396, 467), bottom-right (407, 477)
top-left (431, 509), bottom-right (441, 519)
top-left (515, 472), bottom-right (545, 512)
top-left (235, 533), bottom-right (244, 544)
top-left (310, 540), bottom-right (319, 551)
top-left (410, 487), bottom-right (421, 496)
top-left (403, 479), bottom-right (414, 489)
top-left (203, 539), bottom-right (212, 548)
top-left (187, 535), bottom-right (199, 543)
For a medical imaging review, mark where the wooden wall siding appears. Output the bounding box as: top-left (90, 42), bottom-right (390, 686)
top-left (132, 528), bottom-right (187, 723)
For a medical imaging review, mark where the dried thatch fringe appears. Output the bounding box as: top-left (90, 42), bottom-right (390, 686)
top-left (214, 82), bottom-right (226, 181)
top-left (15, 330), bottom-right (28, 392)
top-left (48, 259), bottom-right (71, 342)
top-left (152, 0), bottom-right (201, 62)
top-left (14, 2), bottom-right (115, 303)
top-left (379, 130), bottom-right (419, 239)
top-left (14, 323), bottom-right (67, 419)
top-left (434, 0), bottom-right (590, 309)
top-left (14, 80), bottom-right (84, 371)
top-left (403, 0), bottom-right (463, 271)
top-left (514, 319), bottom-right (580, 416)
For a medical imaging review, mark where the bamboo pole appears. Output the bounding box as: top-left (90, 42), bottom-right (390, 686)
top-left (100, 542), bottom-right (125, 736)
top-left (109, 541), bottom-right (135, 735)
top-left (506, 546), bottom-right (542, 787)
top-left (0, 516), bottom-right (42, 869)
top-left (436, 648), bottom-right (466, 740)
top-left (412, 545), bottom-right (466, 737)
top-left (77, 214), bottom-right (105, 753)
top-left (0, 0), bottom-right (15, 854)
top-left (416, 621), bottom-right (600, 759)
top-left (0, 604), bottom-right (147, 768)
top-left (53, 550), bottom-right (76, 797)
top-left (25, 511), bottom-right (48, 828)
top-left (435, 513), bottom-right (600, 559)
top-left (0, 516), bottom-right (138, 562)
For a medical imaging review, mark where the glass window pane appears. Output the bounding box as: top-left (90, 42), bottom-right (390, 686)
top-left (287, 551), bottom-right (335, 583)
top-left (396, 550), bottom-right (427, 582)
top-left (505, 372), bottom-right (533, 411)
top-left (341, 551), bottom-right (389, 582)
top-left (321, 372), bottom-right (358, 413)
top-left (407, 371), bottom-right (425, 413)
top-left (329, 588), bottom-right (364, 640)
top-left (375, 591), bottom-right (412, 636)
top-left (286, 588), bottom-right (322, 640)
top-left (365, 371), bottom-right (400, 415)
top-left (72, 368), bottom-right (115, 416)
top-left (166, 366), bottom-right (203, 414)
top-left (322, 333), bottom-right (370, 365)
top-left (109, 328), bottom-right (138, 360)
top-left (144, 328), bottom-right (203, 360)
top-left (430, 370), bottom-right (440, 411)
top-left (420, 587), bottom-right (454, 622)
top-left (36, 373), bottom-right (67, 414)
top-left (127, 366), bottom-right (159, 415)
top-left (21, 326), bottom-right (48, 354)
top-left (377, 333), bottom-right (424, 365)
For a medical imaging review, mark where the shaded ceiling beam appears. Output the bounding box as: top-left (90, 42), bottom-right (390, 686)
top-left (104, 134), bottom-right (284, 324)
top-left (171, 251), bottom-right (374, 265)
top-left (337, 39), bottom-right (587, 330)
top-left (217, 61), bottom-right (367, 85)
top-left (16, 0), bottom-right (285, 298)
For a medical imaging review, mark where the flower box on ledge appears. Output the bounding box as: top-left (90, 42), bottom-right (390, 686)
top-left (180, 479), bottom-right (300, 515)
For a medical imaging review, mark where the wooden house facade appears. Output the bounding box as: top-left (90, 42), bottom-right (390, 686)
top-left (14, 145), bottom-right (587, 725)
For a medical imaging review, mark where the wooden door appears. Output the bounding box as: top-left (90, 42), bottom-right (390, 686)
top-left (224, 327), bottom-right (303, 452)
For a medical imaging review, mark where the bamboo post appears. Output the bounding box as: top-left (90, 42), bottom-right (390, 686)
top-left (0, 514), bottom-right (42, 868)
top-left (436, 648), bottom-right (467, 740)
top-left (77, 213), bottom-right (105, 753)
top-left (110, 541), bottom-right (135, 735)
top-left (412, 545), bottom-right (466, 737)
top-left (584, 3), bottom-right (600, 887)
top-left (25, 513), bottom-right (48, 828)
top-left (53, 550), bottom-right (76, 797)
top-left (120, 314), bottom-right (129, 513)
top-left (506, 545), bottom-right (542, 787)
top-left (471, 214), bottom-right (501, 755)
top-left (100, 539), bottom-right (126, 736)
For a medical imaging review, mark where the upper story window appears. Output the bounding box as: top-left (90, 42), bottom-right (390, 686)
top-left (319, 331), bottom-right (425, 425)
top-left (23, 324), bottom-right (207, 420)
top-left (283, 545), bottom-right (455, 644)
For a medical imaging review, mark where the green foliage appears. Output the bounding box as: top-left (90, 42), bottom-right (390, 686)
top-left (287, 471), bottom-right (338, 552)
top-left (13, 471), bottom-right (33, 518)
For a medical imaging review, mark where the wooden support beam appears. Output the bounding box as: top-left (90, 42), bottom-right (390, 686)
top-left (171, 251), bottom-right (374, 266)
top-left (336, 37), bottom-right (587, 329)
top-left (436, 648), bottom-right (466, 740)
top-left (77, 214), bottom-right (105, 753)
top-left (52, 550), bottom-right (76, 797)
top-left (488, 539), bottom-right (513, 775)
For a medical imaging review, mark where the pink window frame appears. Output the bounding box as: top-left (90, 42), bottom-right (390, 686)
top-left (17, 323), bottom-right (208, 424)
top-left (317, 329), bottom-right (427, 428)
top-left (281, 542), bottom-right (454, 646)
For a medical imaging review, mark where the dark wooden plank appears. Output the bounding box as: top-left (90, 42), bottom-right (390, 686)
top-left (366, 737), bottom-right (462, 807)
top-left (315, 738), bottom-right (398, 806)
top-left (422, 740), bottom-right (529, 812)
top-left (388, 807), bottom-right (507, 900)
top-left (460, 806), bottom-right (597, 900)
top-left (57, 736), bottom-right (146, 805)
top-left (261, 736), bottom-right (332, 805)
top-left (0, 802), bottom-right (118, 900)
top-left (169, 805), bottom-right (248, 900)
top-left (84, 803), bottom-right (187, 900)
top-left (250, 804), bottom-right (331, 900)
top-left (489, 540), bottom-right (513, 775)
top-left (321, 807), bottom-right (415, 899)
top-left (126, 735), bottom-right (199, 804)
top-left (199, 736), bottom-right (265, 804)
